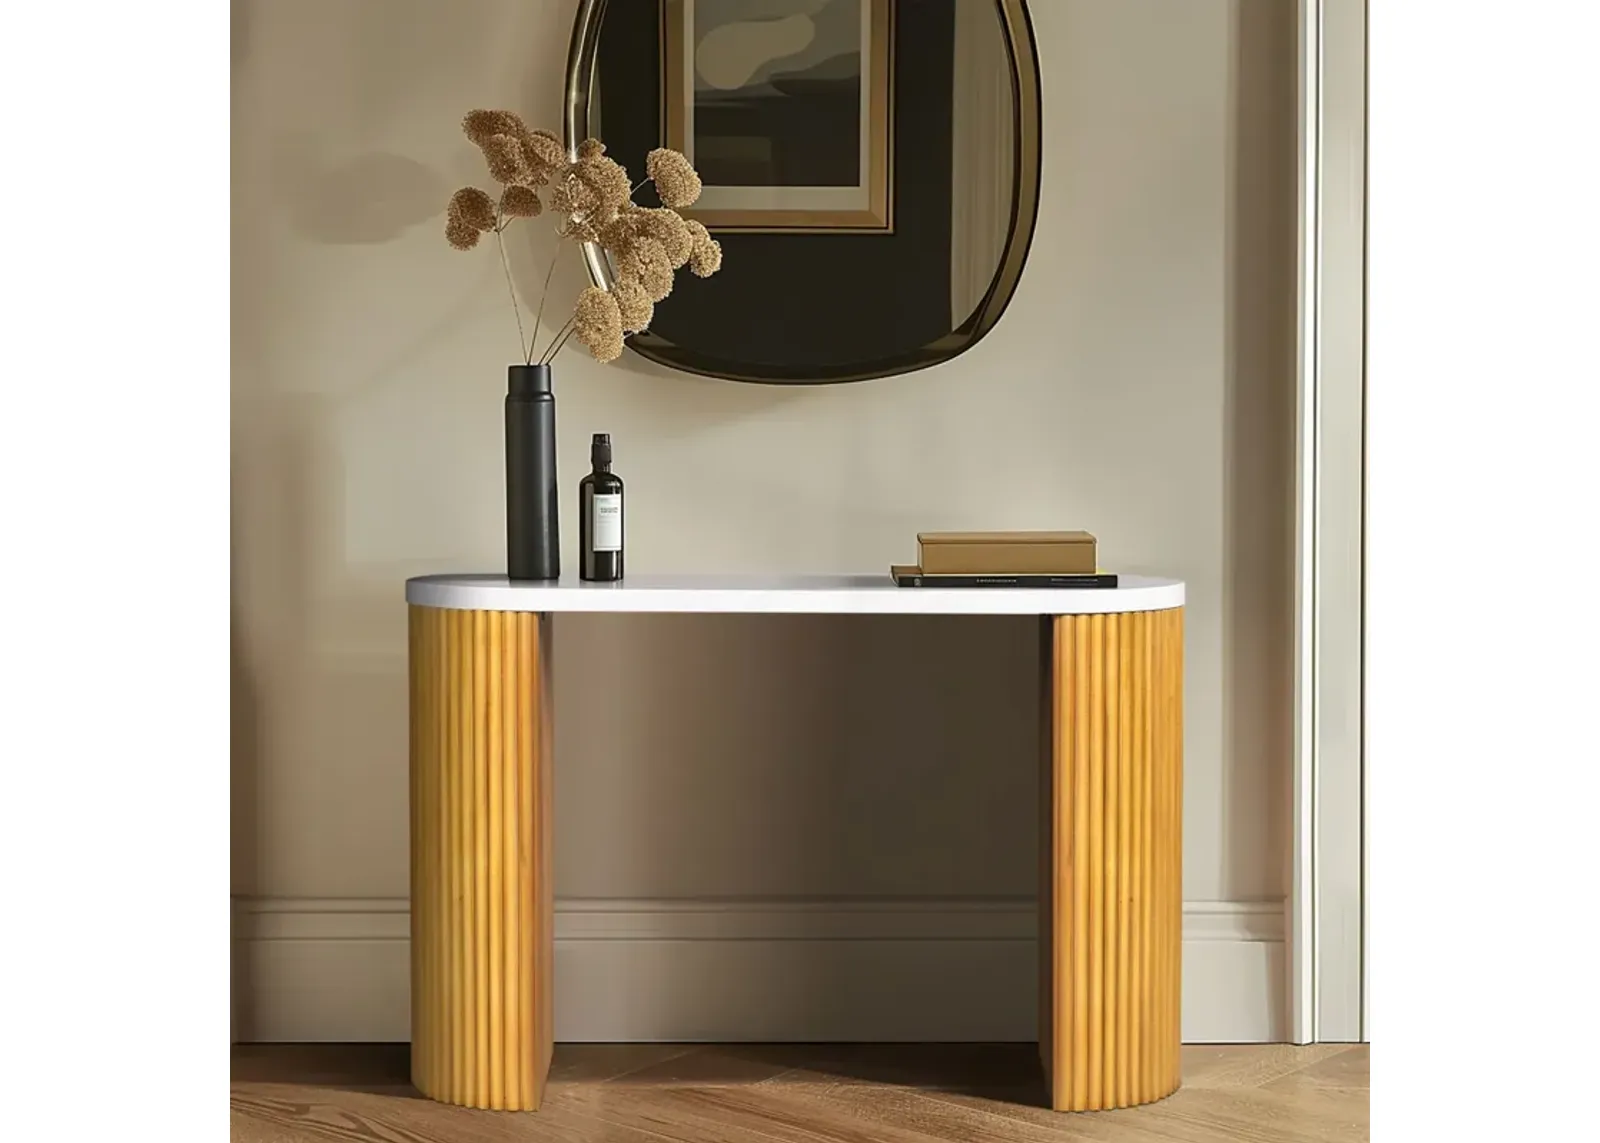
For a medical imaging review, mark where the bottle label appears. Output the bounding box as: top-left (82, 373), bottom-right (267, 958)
top-left (592, 493), bottom-right (622, 552)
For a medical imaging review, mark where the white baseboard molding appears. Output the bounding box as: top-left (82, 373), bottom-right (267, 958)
top-left (232, 897), bottom-right (1284, 1044)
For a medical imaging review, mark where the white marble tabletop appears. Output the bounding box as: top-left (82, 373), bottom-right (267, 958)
top-left (405, 573), bottom-right (1184, 615)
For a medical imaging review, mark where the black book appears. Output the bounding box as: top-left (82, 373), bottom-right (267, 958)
top-left (890, 565), bottom-right (1119, 589)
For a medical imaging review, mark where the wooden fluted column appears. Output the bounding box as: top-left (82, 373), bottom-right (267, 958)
top-left (1039, 608), bottom-right (1184, 1111)
top-left (408, 606), bottom-right (554, 1110)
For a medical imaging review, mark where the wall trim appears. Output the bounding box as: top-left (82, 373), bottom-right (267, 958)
top-left (1291, 0), bottom-right (1367, 1045)
top-left (233, 896), bottom-right (1285, 1045)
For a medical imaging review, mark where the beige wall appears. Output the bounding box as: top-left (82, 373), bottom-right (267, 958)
top-left (232, 0), bottom-right (1295, 1040)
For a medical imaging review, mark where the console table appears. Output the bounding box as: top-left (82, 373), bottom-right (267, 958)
top-left (404, 573), bottom-right (1185, 1113)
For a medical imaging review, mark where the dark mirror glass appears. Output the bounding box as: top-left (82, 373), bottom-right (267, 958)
top-left (568, 0), bottom-right (1040, 384)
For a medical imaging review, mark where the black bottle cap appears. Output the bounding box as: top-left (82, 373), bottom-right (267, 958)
top-left (591, 432), bottom-right (612, 467)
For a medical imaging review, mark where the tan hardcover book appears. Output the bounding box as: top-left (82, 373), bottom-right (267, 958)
top-left (917, 530), bottom-right (1098, 575)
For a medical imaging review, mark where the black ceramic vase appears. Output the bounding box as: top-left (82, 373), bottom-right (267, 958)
top-left (505, 364), bottom-right (560, 580)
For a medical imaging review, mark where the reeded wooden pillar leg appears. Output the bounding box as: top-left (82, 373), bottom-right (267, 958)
top-left (1039, 608), bottom-right (1183, 1111)
top-left (408, 606), bottom-right (555, 1111)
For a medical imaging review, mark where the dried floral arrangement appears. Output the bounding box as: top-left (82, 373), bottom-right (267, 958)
top-left (444, 109), bottom-right (723, 365)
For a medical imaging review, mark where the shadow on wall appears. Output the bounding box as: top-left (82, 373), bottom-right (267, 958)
top-left (272, 134), bottom-right (446, 246)
top-left (232, 602), bottom-right (259, 1041)
top-left (1220, 0), bottom-right (1296, 899)
top-left (553, 612), bottom-right (1041, 899)
top-left (549, 610), bottom-right (1043, 1040)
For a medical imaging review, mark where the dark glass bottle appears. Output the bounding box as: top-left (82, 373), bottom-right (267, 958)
top-left (579, 433), bottom-right (624, 581)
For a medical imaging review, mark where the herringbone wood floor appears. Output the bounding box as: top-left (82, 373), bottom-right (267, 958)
top-left (231, 1042), bottom-right (1369, 1142)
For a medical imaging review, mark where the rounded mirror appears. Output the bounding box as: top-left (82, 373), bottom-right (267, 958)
top-left (567, 0), bottom-right (1040, 384)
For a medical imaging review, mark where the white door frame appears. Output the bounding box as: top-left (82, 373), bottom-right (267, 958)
top-left (1290, 0), bottom-right (1366, 1044)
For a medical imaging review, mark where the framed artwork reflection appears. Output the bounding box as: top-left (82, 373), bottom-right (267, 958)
top-left (662, 0), bottom-right (894, 233)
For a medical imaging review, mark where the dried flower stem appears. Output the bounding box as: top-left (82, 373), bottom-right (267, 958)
top-left (494, 208), bottom-right (531, 364)
top-left (531, 242), bottom-right (564, 347)
top-left (539, 315), bottom-right (576, 364)
top-left (545, 324), bottom-right (578, 364)
top-left (494, 215), bottom-right (566, 364)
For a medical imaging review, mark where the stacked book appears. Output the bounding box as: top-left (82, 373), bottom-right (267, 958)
top-left (891, 531), bottom-right (1117, 588)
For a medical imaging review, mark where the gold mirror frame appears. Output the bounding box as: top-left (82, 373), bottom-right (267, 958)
top-left (565, 0), bottom-right (1041, 385)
